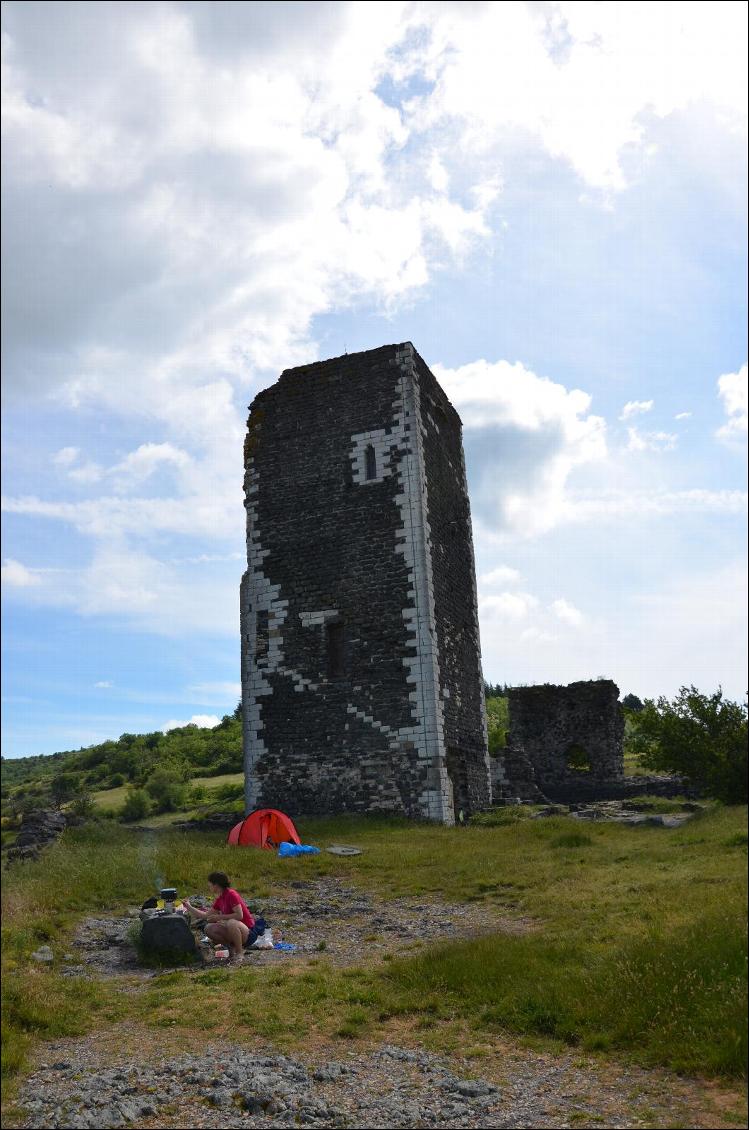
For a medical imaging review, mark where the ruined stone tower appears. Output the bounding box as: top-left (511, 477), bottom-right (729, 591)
top-left (240, 342), bottom-right (491, 824)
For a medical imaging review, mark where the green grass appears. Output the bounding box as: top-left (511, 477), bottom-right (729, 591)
top-left (2, 805), bottom-right (747, 1097)
top-left (624, 748), bottom-right (649, 777)
top-left (384, 906), bottom-right (746, 1075)
top-left (623, 795), bottom-right (695, 814)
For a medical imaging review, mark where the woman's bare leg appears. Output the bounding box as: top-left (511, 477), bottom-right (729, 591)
top-left (225, 920), bottom-right (250, 958)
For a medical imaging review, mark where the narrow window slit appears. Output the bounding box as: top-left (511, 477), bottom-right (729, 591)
top-left (365, 444), bottom-right (377, 480)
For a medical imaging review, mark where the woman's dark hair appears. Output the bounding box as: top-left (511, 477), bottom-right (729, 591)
top-left (208, 871), bottom-right (231, 890)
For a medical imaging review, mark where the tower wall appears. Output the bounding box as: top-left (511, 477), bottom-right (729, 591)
top-left (240, 342), bottom-right (490, 822)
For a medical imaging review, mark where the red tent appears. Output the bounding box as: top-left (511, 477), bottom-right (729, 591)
top-left (227, 808), bottom-right (301, 850)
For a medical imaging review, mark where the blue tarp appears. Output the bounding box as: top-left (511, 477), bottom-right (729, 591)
top-left (277, 841), bottom-right (320, 857)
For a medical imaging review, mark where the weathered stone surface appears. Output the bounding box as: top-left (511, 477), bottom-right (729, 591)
top-left (6, 808), bottom-right (67, 866)
top-left (140, 914), bottom-right (197, 956)
top-left (502, 680), bottom-right (625, 801)
top-left (240, 342), bottom-right (490, 824)
top-left (491, 742), bottom-right (547, 803)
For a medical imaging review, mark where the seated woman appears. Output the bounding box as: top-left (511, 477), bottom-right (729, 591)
top-left (183, 871), bottom-right (255, 963)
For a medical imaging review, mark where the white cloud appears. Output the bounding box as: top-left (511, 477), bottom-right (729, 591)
top-left (566, 488), bottom-right (747, 521)
top-left (1, 558), bottom-right (41, 587)
top-left (0, 536), bottom-right (240, 636)
top-left (52, 447), bottom-right (80, 467)
top-left (435, 358), bottom-right (606, 537)
top-left (67, 462), bottom-right (104, 484)
top-left (619, 400), bottom-right (654, 421)
top-left (405, 2), bottom-right (747, 193)
top-left (716, 364), bottom-right (748, 444)
top-left (162, 714), bottom-right (221, 733)
top-left (110, 442), bottom-right (192, 484)
top-left (479, 565), bottom-right (522, 587)
top-left (519, 626), bottom-right (558, 644)
top-left (626, 427), bottom-right (677, 452)
top-left (94, 680), bottom-right (113, 688)
top-left (551, 597), bottom-right (585, 628)
top-left (479, 591), bottom-right (539, 621)
top-left (479, 561), bottom-right (748, 701)
top-left (675, 411), bottom-right (692, 420)
top-left (50, 446), bottom-right (103, 483)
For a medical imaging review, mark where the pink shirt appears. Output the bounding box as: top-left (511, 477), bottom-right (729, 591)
top-left (212, 888), bottom-right (255, 929)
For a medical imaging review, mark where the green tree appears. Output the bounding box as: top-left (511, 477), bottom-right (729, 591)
top-left (622, 693), bottom-right (645, 712)
top-left (629, 686), bottom-right (748, 804)
top-left (120, 788), bottom-right (151, 823)
top-left (144, 766), bottom-right (188, 813)
top-left (486, 696), bottom-right (510, 753)
top-left (50, 772), bottom-right (81, 807)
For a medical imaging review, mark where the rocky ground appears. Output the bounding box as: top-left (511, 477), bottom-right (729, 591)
top-left (8, 1031), bottom-right (743, 1130)
top-left (58, 877), bottom-right (532, 978)
top-left (527, 798), bottom-right (704, 826)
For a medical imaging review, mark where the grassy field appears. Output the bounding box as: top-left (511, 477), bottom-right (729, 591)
top-left (2, 805), bottom-right (747, 1100)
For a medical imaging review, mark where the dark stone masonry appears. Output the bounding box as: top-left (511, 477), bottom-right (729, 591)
top-left (501, 680), bottom-right (625, 801)
top-left (240, 342), bottom-right (491, 824)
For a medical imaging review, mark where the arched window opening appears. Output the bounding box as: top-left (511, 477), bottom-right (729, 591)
top-left (365, 444), bottom-right (377, 481)
top-left (326, 620), bottom-right (345, 678)
top-left (565, 743), bottom-right (592, 772)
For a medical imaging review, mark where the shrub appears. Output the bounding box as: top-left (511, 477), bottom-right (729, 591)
top-left (629, 686), bottom-right (748, 804)
top-left (144, 767), bottom-right (188, 813)
top-left (210, 782), bottom-right (244, 806)
top-left (187, 784), bottom-right (207, 806)
top-left (68, 791), bottom-right (95, 823)
top-left (108, 773), bottom-right (126, 789)
top-left (119, 788), bottom-right (151, 823)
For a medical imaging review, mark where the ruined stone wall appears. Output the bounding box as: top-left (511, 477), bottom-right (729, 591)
top-left (241, 342), bottom-right (490, 823)
top-left (506, 680), bottom-right (624, 799)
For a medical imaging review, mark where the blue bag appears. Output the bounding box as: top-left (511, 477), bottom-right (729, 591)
top-left (277, 841), bottom-right (320, 857)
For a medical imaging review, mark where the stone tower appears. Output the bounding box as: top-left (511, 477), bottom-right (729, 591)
top-left (240, 342), bottom-right (490, 824)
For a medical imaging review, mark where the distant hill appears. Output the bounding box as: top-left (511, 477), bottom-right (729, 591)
top-left (1, 750), bottom-right (72, 789)
top-left (1, 705), bottom-right (243, 819)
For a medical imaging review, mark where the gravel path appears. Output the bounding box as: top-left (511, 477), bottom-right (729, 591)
top-left (62, 877), bottom-right (531, 978)
top-left (6, 1031), bottom-right (744, 1130)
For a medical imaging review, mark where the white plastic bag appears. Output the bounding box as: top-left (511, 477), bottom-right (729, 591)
top-left (252, 928), bottom-right (274, 950)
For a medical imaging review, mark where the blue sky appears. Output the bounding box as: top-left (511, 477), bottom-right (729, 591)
top-left (2, 1), bottom-right (747, 757)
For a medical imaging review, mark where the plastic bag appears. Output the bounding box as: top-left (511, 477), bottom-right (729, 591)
top-left (277, 841), bottom-right (320, 857)
top-left (252, 929), bottom-right (274, 949)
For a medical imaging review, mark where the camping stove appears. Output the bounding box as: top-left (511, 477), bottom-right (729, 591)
top-left (160, 887), bottom-right (177, 912)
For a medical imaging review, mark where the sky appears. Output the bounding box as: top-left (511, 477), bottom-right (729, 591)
top-left (1, 0), bottom-right (747, 758)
